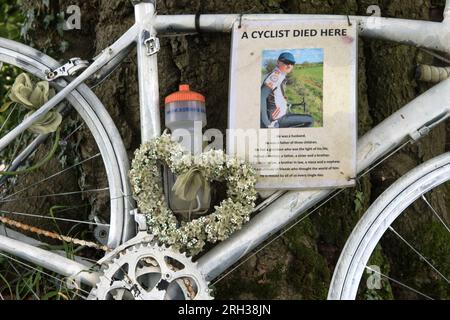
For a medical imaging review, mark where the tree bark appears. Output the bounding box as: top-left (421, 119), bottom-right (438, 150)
top-left (22, 0), bottom-right (448, 299)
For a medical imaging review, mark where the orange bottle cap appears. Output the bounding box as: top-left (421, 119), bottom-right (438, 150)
top-left (165, 84), bottom-right (205, 104)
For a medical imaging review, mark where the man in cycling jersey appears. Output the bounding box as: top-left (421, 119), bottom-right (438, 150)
top-left (261, 52), bottom-right (296, 128)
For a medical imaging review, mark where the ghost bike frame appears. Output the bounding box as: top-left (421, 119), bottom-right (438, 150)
top-left (1, 0), bottom-right (450, 289)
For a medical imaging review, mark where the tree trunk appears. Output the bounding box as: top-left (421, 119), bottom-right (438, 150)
top-left (21, 0), bottom-right (448, 299)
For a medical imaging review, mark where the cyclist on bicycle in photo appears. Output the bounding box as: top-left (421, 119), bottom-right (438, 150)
top-left (260, 52), bottom-right (296, 128)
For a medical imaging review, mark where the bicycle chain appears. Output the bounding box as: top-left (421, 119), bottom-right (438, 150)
top-left (0, 215), bottom-right (110, 252)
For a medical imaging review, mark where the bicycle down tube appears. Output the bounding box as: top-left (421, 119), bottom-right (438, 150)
top-left (1, 4), bottom-right (450, 287)
top-left (149, 11), bottom-right (450, 279)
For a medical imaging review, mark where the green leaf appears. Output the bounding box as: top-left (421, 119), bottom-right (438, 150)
top-left (41, 290), bottom-right (61, 300)
top-left (0, 100), bottom-right (14, 112)
top-left (59, 41), bottom-right (69, 53)
top-left (0, 272), bottom-right (13, 299)
top-left (354, 191), bottom-right (364, 213)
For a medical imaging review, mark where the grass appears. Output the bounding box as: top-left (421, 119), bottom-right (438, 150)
top-left (0, 251), bottom-right (81, 300)
top-left (0, 205), bottom-right (92, 300)
top-left (285, 64), bottom-right (324, 127)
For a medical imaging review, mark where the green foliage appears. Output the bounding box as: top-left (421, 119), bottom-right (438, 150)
top-left (262, 59), bottom-right (277, 75)
top-left (446, 181), bottom-right (450, 213)
top-left (377, 197), bottom-right (450, 300)
top-left (0, 2), bottom-right (29, 167)
top-left (359, 244), bottom-right (395, 300)
top-left (214, 265), bottom-right (283, 300)
top-left (261, 59), bottom-right (324, 127)
top-left (0, 1), bottom-right (23, 108)
top-left (354, 190), bottom-right (365, 213)
top-left (393, 218), bottom-right (450, 299)
top-left (0, 263), bottom-right (79, 300)
top-left (286, 64), bottom-right (324, 127)
top-left (18, 1), bottom-right (70, 55)
top-left (283, 218), bottom-right (330, 299)
top-left (0, 1), bottom-right (23, 39)
top-left (0, 3), bottom-right (88, 300)
top-left (0, 204), bottom-right (87, 300)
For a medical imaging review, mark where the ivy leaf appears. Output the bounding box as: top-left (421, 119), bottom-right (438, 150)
top-left (43, 14), bottom-right (55, 29)
top-left (59, 41), bottom-right (69, 53)
top-left (354, 191), bottom-right (365, 213)
top-left (56, 12), bottom-right (65, 37)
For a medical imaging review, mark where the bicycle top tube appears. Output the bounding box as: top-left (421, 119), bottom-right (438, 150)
top-left (151, 14), bottom-right (450, 54)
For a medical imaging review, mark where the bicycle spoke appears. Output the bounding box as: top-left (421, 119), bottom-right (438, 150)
top-left (223, 139), bottom-right (414, 286)
top-left (248, 140), bottom-right (409, 216)
top-left (419, 47), bottom-right (450, 64)
top-left (212, 139), bottom-right (418, 293)
top-left (0, 210), bottom-right (110, 227)
top-left (358, 140), bottom-right (413, 179)
top-left (8, 130), bottom-right (26, 167)
top-left (0, 45), bottom-right (129, 300)
top-left (365, 266), bottom-right (434, 300)
top-left (0, 187), bottom-right (109, 204)
top-left (211, 187), bottom-right (346, 286)
top-left (1, 152), bottom-right (101, 201)
top-left (421, 195), bottom-right (450, 233)
top-left (6, 258), bottom-right (40, 300)
top-left (388, 226), bottom-right (450, 285)
top-left (0, 251), bottom-right (89, 300)
top-left (118, 188), bottom-right (136, 212)
top-left (2, 253), bottom-right (91, 299)
top-left (62, 123), bottom-right (84, 142)
top-left (1, 106), bottom-right (83, 187)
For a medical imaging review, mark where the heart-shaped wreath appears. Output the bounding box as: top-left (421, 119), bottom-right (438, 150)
top-left (129, 132), bottom-right (257, 256)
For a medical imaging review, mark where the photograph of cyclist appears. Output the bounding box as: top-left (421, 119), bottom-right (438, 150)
top-left (261, 52), bottom-right (295, 128)
top-left (260, 49), bottom-right (323, 129)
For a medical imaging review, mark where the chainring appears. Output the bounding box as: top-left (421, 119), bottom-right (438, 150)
top-left (89, 242), bottom-right (212, 300)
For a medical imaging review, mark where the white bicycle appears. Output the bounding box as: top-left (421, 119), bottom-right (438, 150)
top-left (0, 1), bottom-right (449, 300)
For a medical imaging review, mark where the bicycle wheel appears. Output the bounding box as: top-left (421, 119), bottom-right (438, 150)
top-left (328, 152), bottom-right (450, 300)
top-left (0, 38), bottom-right (134, 298)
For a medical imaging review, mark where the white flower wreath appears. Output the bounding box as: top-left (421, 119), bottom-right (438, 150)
top-left (129, 132), bottom-right (257, 256)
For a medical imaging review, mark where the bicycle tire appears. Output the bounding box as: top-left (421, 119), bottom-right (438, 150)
top-left (328, 152), bottom-right (450, 300)
top-left (278, 114), bottom-right (314, 128)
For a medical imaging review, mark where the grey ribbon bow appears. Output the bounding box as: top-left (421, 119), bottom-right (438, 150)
top-left (1, 73), bottom-right (61, 134)
top-left (172, 166), bottom-right (210, 204)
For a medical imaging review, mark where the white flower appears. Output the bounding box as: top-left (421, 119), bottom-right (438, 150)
top-left (129, 132), bottom-right (257, 256)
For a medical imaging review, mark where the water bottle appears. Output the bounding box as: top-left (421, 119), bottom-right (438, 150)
top-left (163, 84), bottom-right (211, 216)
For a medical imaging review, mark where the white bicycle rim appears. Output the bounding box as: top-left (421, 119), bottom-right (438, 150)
top-left (328, 152), bottom-right (450, 299)
top-left (0, 37), bottom-right (134, 248)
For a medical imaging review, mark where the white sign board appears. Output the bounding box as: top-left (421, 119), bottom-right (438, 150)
top-left (227, 19), bottom-right (357, 190)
